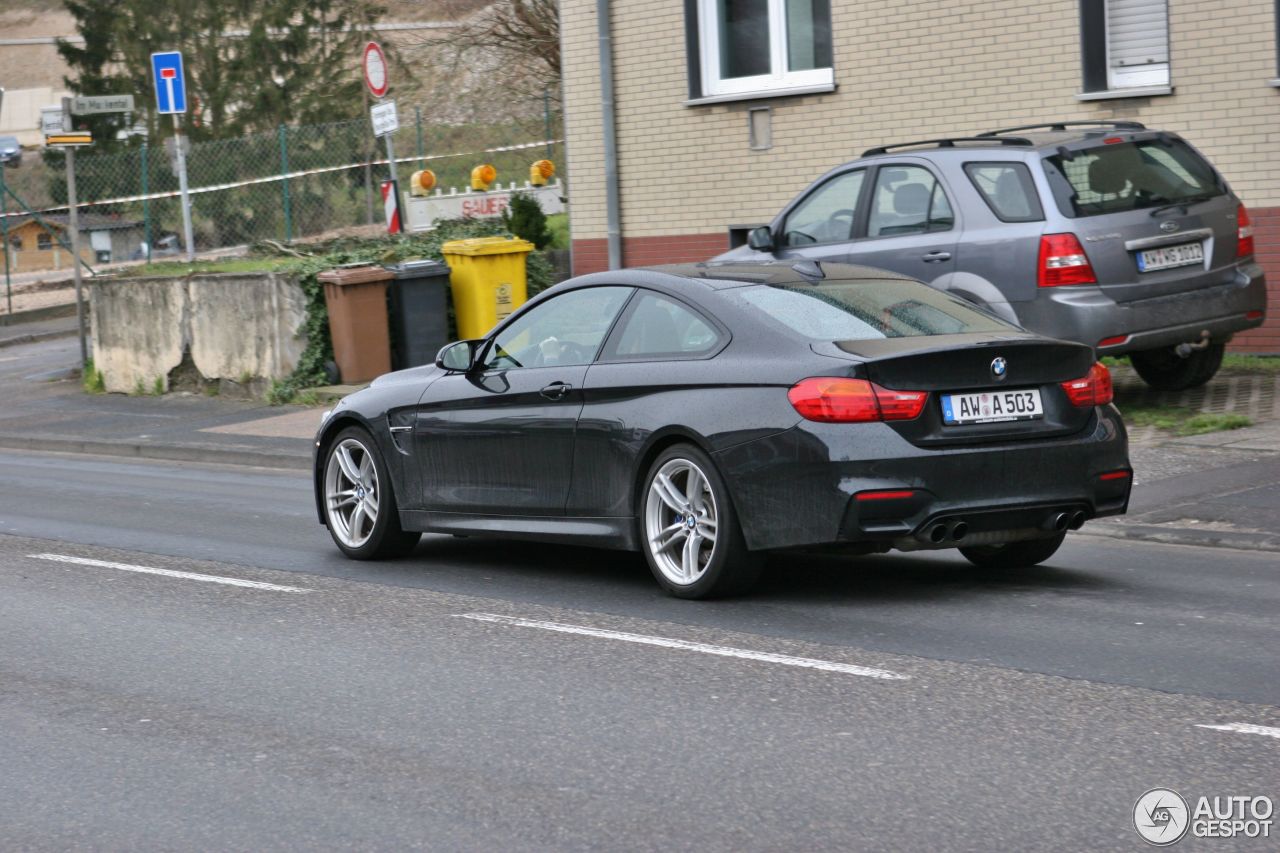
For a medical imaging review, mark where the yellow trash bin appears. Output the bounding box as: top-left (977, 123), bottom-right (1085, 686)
top-left (441, 236), bottom-right (535, 339)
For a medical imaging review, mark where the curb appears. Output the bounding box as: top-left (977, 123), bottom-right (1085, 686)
top-left (0, 327), bottom-right (79, 349)
top-left (0, 302), bottom-right (78, 326)
top-left (0, 433), bottom-right (311, 472)
top-left (1086, 521), bottom-right (1280, 553)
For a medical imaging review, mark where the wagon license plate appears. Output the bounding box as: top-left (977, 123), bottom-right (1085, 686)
top-left (1136, 241), bottom-right (1204, 272)
top-left (941, 388), bottom-right (1043, 425)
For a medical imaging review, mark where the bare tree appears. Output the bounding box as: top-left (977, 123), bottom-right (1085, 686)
top-left (436, 0), bottom-right (560, 102)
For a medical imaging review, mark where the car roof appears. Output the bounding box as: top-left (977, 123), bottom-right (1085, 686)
top-left (638, 261), bottom-right (919, 289)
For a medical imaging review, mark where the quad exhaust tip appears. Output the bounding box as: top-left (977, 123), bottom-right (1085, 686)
top-left (927, 520), bottom-right (968, 543)
top-left (1068, 510), bottom-right (1086, 530)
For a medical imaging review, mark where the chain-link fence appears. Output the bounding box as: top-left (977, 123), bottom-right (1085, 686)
top-left (1, 110), bottom-right (563, 269)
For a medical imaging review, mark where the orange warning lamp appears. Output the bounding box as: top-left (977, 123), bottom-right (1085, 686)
top-left (529, 159), bottom-right (555, 186)
top-left (470, 163), bottom-right (497, 191)
top-left (409, 169), bottom-right (437, 197)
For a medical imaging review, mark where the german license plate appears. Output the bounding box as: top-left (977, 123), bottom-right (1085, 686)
top-left (1136, 241), bottom-right (1204, 272)
top-left (941, 388), bottom-right (1044, 425)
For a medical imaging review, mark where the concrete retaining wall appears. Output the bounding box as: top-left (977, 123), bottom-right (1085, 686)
top-left (90, 272), bottom-right (308, 394)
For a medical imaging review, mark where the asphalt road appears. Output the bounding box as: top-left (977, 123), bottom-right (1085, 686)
top-left (1, 450), bottom-right (1277, 850)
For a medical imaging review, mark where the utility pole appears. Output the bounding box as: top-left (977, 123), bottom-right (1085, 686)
top-left (65, 146), bottom-right (88, 367)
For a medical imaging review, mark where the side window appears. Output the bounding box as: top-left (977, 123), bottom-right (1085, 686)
top-left (867, 165), bottom-right (954, 237)
top-left (964, 162), bottom-right (1044, 222)
top-left (606, 292), bottom-right (722, 360)
top-left (782, 169), bottom-right (865, 247)
top-left (483, 286), bottom-right (632, 370)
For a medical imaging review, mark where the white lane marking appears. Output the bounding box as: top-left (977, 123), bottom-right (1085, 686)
top-left (458, 612), bottom-right (908, 680)
top-left (1196, 723), bottom-right (1280, 740)
top-left (29, 553), bottom-right (310, 593)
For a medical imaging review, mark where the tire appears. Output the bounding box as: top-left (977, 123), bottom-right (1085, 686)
top-left (322, 426), bottom-right (421, 560)
top-left (639, 443), bottom-right (762, 599)
top-left (959, 532), bottom-right (1066, 570)
top-left (1129, 343), bottom-right (1224, 392)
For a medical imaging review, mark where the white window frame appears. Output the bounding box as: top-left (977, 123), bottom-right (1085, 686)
top-left (697, 0), bottom-right (833, 100)
top-left (1104, 0), bottom-right (1170, 90)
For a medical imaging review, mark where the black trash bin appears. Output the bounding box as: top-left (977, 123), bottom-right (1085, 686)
top-left (384, 260), bottom-right (452, 370)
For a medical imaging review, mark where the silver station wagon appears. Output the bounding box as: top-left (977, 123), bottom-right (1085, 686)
top-left (720, 121), bottom-right (1267, 390)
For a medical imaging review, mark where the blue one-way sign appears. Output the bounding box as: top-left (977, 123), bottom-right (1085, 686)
top-left (150, 51), bottom-right (187, 114)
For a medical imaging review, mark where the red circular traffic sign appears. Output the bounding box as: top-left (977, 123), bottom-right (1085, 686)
top-left (362, 41), bottom-right (389, 99)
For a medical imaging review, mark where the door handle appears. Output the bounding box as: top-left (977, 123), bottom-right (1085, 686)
top-left (921, 251), bottom-right (952, 262)
top-left (540, 381), bottom-right (572, 400)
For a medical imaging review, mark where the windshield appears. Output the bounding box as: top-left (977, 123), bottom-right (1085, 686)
top-left (728, 280), bottom-right (1014, 341)
top-left (1042, 138), bottom-right (1224, 218)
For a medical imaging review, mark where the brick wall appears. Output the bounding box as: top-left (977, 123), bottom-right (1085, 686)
top-left (571, 233), bottom-right (729, 275)
top-left (1235, 206), bottom-right (1280, 353)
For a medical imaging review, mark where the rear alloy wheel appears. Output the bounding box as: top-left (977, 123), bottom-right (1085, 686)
top-left (323, 427), bottom-right (420, 560)
top-left (959, 532), bottom-right (1066, 570)
top-left (1129, 343), bottom-right (1224, 391)
top-left (641, 444), bottom-right (761, 599)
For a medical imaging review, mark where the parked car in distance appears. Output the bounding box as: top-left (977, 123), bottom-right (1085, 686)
top-left (717, 121), bottom-right (1267, 391)
top-left (312, 262), bottom-right (1131, 599)
top-left (0, 136), bottom-right (22, 168)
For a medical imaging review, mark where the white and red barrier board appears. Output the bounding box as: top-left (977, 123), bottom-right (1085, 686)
top-left (381, 180), bottom-right (401, 233)
top-left (402, 181), bottom-right (564, 233)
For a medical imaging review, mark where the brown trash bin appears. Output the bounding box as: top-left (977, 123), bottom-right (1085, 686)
top-left (318, 264), bottom-right (394, 384)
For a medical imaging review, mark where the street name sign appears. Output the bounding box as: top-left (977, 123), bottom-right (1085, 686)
top-left (70, 94), bottom-right (135, 115)
top-left (150, 51), bottom-right (187, 114)
top-left (370, 101), bottom-right (399, 137)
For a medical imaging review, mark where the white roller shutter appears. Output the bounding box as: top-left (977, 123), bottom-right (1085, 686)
top-left (1107, 0), bottom-right (1169, 68)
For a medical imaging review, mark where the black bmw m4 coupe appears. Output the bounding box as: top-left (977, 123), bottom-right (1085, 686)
top-left (313, 261), bottom-right (1131, 598)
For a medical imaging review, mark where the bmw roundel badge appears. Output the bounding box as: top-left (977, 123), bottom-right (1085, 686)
top-left (991, 356), bottom-right (1007, 379)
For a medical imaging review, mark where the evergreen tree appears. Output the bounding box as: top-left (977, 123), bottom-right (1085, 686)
top-left (502, 191), bottom-right (551, 250)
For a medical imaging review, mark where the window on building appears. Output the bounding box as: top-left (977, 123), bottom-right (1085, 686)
top-left (8, 234), bottom-right (21, 252)
top-left (1080, 0), bottom-right (1171, 94)
top-left (688, 0), bottom-right (834, 101)
top-left (37, 233), bottom-right (52, 251)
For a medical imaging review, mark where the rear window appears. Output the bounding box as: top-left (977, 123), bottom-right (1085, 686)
top-left (1042, 138), bottom-right (1224, 218)
top-left (728, 280), bottom-right (1013, 341)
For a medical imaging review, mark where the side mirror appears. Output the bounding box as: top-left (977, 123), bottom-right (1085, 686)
top-left (436, 339), bottom-right (483, 372)
top-left (747, 225), bottom-right (776, 252)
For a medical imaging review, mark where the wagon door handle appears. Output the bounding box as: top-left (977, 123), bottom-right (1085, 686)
top-left (540, 381), bottom-right (572, 400)
top-left (921, 251), bottom-right (952, 262)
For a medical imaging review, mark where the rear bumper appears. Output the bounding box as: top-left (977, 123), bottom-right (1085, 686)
top-left (714, 408), bottom-right (1130, 551)
top-left (1014, 261), bottom-right (1266, 354)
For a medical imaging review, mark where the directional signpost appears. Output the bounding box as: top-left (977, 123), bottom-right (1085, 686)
top-left (150, 51), bottom-right (195, 261)
top-left (363, 42), bottom-right (400, 233)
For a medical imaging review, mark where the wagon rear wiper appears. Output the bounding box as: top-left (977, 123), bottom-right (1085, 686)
top-left (1149, 194), bottom-right (1218, 217)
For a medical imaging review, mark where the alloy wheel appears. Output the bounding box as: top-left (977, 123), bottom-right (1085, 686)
top-left (324, 437), bottom-right (381, 548)
top-left (644, 457), bottom-right (719, 586)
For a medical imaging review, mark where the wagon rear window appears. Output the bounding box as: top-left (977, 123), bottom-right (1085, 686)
top-left (730, 280), bottom-right (1012, 341)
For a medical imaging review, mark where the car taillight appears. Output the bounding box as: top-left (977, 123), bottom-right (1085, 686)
top-left (788, 377), bottom-right (927, 423)
top-left (1236, 203), bottom-right (1255, 259)
top-left (1060, 362), bottom-right (1113, 407)
top-left (1038, 233), bottom-right (1097, 287)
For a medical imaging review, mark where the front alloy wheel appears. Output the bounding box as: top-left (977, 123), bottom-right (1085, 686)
top-left (640, 444), bottom-right (761, 599)
top-left (323, 427), bottom-right (420, 559)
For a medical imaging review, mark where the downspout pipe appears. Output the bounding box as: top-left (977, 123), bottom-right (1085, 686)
top-left (596, 0), bottom-right (622, 269)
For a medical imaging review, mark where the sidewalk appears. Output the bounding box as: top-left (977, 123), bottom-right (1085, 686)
top-left (0, 327), bottom-right (1277, 551)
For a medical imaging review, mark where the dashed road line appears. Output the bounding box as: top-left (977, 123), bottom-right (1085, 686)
top-left (29, 553), bottom-right (310, 593)
top-left (457, 612), bottom-right (909, 680)
top-left (1196, 723), bottom-right (1280, 740)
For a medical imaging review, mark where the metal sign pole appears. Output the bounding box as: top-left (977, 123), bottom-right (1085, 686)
top-left (383, 131), bottom-right (398, 232)
top-left (172, 113), bottom-right (195, 262)
top-left (1, 164), bottom-right (11, 316)
top-left (65, 147), bottom-right (88, 368)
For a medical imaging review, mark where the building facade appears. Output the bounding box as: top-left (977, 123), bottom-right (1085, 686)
top-left (561, 0), bottom-right (1280, 352)
top-left (3, 214), bottom-right (143, 272)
